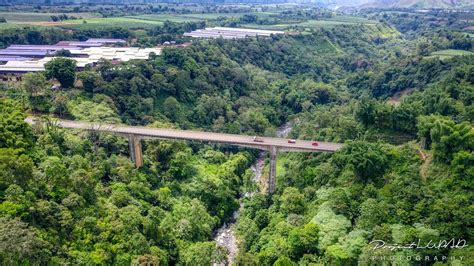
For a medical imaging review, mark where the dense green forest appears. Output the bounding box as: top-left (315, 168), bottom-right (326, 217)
top-left (1, 6), bottom-right (473, 266)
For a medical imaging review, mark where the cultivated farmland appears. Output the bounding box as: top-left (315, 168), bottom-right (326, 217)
top-left (55, 17), bottom-right (165, 30)
top-left (0, 12), bottom-right (100, 23)
top-left (427, 49), bottom-right (474, 60)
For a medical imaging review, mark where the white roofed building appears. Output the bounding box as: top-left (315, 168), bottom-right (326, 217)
top-left (184, 27), bottom-right (285, 39)
top-left (0, 46), bottom-right (162, 74)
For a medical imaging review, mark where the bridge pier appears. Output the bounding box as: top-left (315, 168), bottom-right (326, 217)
top-left (128, 135), bottom-right (143, 168)
top-left (268, 146), bottom-right (277, 194)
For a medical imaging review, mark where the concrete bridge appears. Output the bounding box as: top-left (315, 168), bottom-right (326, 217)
top-left (26, 118), bottom-right (343, 193)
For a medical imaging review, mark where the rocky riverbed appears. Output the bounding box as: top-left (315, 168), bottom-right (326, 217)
top-left (213, 123), bottom-right (291, 265)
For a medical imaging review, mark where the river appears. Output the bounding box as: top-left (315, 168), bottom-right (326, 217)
top-left (213, 123), bottom-right (292, 265)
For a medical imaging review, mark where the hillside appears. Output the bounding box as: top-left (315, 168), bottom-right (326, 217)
top-left (317, 0), bottom-right (474, 9)
top-left (363, 0), bottom-right (474, 9)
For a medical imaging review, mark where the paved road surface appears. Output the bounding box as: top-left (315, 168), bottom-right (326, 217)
top-left (26, 118), bottom-right (343, 152)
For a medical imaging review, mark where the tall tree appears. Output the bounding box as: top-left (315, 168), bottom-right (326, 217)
top-left (45, 57), bottom-right (76, 88)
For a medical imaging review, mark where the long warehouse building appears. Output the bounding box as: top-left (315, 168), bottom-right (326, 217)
top-left (0, 39), bottom-right (161, 77)
top-left (184, 27), bottom-right (285, 39)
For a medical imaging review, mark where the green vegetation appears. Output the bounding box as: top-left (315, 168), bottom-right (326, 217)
top-left (124, 12), bottom-right (257, 23)
top-left (427, 49), bottom-right (474, 60)
top-left (0, 5), bottom-right (473, 265)
top-left (45, 57), bottom-right (77, 88)
top-left (297, 16), bottom-right (378, 29)
top-left (0, 12), bottom-right (99, 23)
top-left (126, 14), bottom-right (204, 23)
top-left (56, 17), bottom-right (165, 31)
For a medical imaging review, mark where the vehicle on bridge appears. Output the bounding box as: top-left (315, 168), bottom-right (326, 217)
top-left (288, 139), bottom-right (296, 144)
top-left (312, 142), bottom-right (319, 146)
top-left (253, 136), bottom-right (264, 142)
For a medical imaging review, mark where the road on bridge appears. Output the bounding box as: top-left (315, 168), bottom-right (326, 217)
top-left (25, 118), bottom-right (343, 152)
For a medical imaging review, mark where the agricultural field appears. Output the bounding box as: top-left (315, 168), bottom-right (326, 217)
top-left (325, 15), bottom-right (379, 24)
top-left (126, 14), bottom-right (205, 23)
top-left (174, 12), bottom-right (248, 20)
top-left (0, 23), bottom-right (50, 30)
top-left (183, 12), bottom-right (276, 19)
top-left (242, 15), bottom-right (379, 30)
top-left (0, 12), bottom-right (99, 23)
top-left (0, 12), bottom-right (270, 31)
top-left (298, 16), bottom-right (379, 29)
top-left (239, 23), bottom-right (293, 30)
top-left (427, 49), bottom-right (474, 60)
top-left (55, 17), bottom-right (165, 30)
top-left (0, 11), bottom-right (378, 32)
top-left (126, 12), bottom-right (275, 23)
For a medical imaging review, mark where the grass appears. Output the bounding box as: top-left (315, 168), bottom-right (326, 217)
top-left (298, 18), bottom-right (378, 29)
top-left (0, 23), bottom-right (48, 30)
top-left (242, 15), bottom-right (379, 31)
top-left (56, 17), bottom-right (164, 30)
top-left (0, 11), bottom-right (379, 33)
top-left (427, 49), bottom-right (474, 60)
top-left (126, 14), bottom-right (204, 23)
top-left (240, 23), bottom-right (292, 30)
top-left (126, 12), bottom-right (275, 23)
top-left (316, 39), bottom-right (341, 53)
top-left (325, 16), bottom-right (378, 24)
top-left (179, 12), bottom-right (272, 20)
top-left (0, 12), bottom-right (99, 23)
top-left (0, 12), bottom-right (273, 31)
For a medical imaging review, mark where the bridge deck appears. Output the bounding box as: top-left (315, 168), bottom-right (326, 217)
top-left (26, 118), bottom-right (343, 152)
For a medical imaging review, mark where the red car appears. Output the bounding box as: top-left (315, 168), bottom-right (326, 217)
top-left (288, 139), bottom-right (296, 144)
top-left (312, 142), bottom-right (319, 146)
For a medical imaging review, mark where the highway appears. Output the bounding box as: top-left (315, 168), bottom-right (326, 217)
top-left (25, 118), bottom-right (344, 153)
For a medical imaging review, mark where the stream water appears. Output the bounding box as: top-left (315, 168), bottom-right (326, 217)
top-left (213, 123), bottom-right (292, 265)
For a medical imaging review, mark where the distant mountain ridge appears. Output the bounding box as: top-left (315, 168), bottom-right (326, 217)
top-left (1, 0), bottom-right (473, 9)
top-left (362, 0), bottom-right (474, 9)
top-left (314, 0), bottom-right (473, 9)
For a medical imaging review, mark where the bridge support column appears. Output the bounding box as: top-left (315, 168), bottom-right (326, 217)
top-left (268, 146), bottom-right (277, 194)
top-left (128, 135), bottom-right (143, 168)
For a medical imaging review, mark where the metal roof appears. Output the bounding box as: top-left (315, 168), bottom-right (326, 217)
top-left (56, 41), bottom-right (104, 47)
top-left (0, 44), bottom-right (161, 74)
top-left (184, 27), bottom-right (285, 39)
top-left (0, 50), bottom-right (48, 56)
top-left (212, 27), bottom-right (284, 34)
top-left (86, 38), bottom-right (126, 43)
top-left (0, 56), bottom-right (33, 61)
top-left (7, 45), bottom-right (82, 51)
